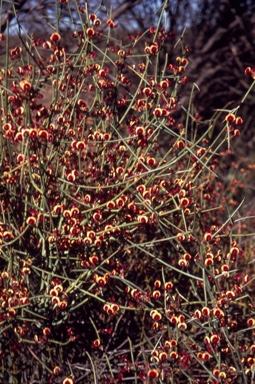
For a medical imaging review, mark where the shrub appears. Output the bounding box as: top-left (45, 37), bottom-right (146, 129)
top-left (0, 1), bottom-right (254, 383)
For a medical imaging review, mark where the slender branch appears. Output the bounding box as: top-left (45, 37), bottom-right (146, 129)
top-left (1, 0), bottom-right (28, 33)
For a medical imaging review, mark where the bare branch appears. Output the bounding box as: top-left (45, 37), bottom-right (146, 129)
top-left (1, 0), bottom-right (28, 33)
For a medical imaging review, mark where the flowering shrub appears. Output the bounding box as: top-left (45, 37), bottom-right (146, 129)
top-left (0, 1), bottom-right (255, 383)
